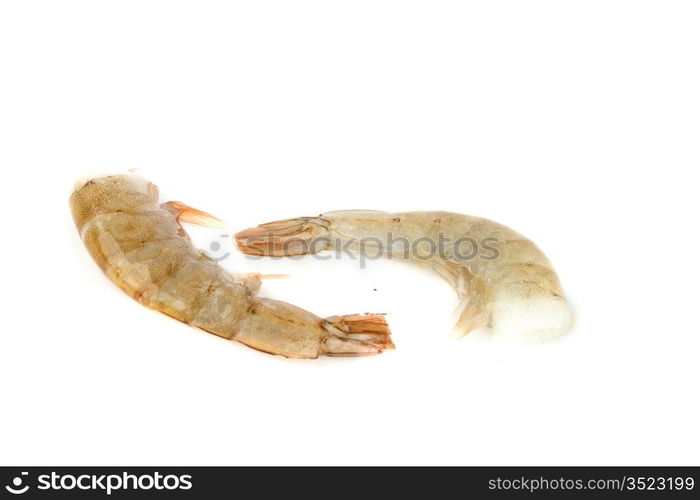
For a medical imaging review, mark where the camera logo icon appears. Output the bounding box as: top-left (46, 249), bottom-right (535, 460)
top-left (206, 234), bottom-right (231, 262)
top-left (5, 472), bottom-right (29, 495)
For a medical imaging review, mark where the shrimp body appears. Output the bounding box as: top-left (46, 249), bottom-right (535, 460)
top-left (70, 176), bottom-right (392, 358)
top-left (236, 210), bottom-right (571, 340)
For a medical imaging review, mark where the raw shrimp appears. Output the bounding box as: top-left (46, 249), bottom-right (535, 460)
top-left (70, 175), bottom-right (393, 358)
top-left (236, 211), bottom-right (572, 340)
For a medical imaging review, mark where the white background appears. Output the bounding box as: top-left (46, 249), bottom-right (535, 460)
top-left (1, 1), bottom-right (698, 466)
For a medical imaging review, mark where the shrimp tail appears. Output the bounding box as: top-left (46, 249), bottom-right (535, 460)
top-left (322, 314), bottom-right (394, 356)
top-left (235, 217), bottom-right (331, 256)
top-left (234, 298), bottom-right (393, 358)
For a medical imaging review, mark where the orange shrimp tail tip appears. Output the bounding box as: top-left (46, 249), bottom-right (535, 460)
top-left (161, 201), bottom-right (226, 228)
top-left (321, 314), bottom-right (394, 357)
top-left (235, 217), bottom-right (330, 257)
